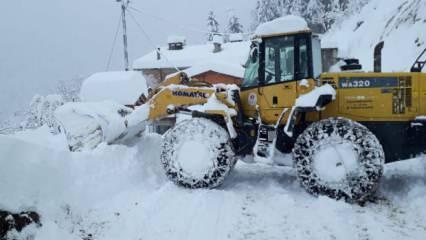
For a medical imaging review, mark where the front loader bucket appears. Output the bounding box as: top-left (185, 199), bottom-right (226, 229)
top-left (55, 101), bottom-right (149, 151)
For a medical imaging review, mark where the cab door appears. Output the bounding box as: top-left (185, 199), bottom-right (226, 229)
top-left (257, 34), bottom-right (312, 124)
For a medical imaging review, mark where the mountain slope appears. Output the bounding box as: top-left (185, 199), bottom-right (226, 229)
top-left (323, 0), bottom-right (426, 72)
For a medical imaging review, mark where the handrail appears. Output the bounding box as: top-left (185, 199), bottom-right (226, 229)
top-left (411, 48), bottom-right (426, 72)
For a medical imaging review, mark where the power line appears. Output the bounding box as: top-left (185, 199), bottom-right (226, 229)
top-left (105, 12), bottom-right (122, 71)
top-left (126, 9), bottom-right (182, 73)
top-left (128, 6), bottom-right (227, 36)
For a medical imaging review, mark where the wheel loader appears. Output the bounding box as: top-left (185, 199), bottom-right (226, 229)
top-left (56, 16), bottom-right (426, 203)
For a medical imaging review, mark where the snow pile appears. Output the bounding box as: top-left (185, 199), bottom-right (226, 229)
top-left (55, 99), bottom-right (152, 152)
top-left (80, 71), bottom-right (148, 105)
top-left (323, 0), bottom-right (426, 72)
top-left (255, 15), bottom-right (310, 37)
top-left (133, 41), bottom-right (250, 69)
top-left (0, 130), bottom-right (165, 240)
top-left (55, 101), bottom-right (131, 151)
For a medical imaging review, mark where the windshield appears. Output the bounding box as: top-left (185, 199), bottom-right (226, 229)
top-left (242, 44), bottom-right (259, 88)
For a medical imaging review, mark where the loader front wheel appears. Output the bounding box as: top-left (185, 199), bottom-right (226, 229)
top-left (293, 118), bottom-right (385, 202)
top-left (161, 118), bottom-right (236, 189)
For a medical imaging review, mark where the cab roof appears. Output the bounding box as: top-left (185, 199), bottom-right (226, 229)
top-left (254, 15), bottom-right (311, 39)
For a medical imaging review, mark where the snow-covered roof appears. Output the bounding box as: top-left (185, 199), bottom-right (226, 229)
top-left (229, 33), bottom-right (244, 42)
top-left (167, 35), bottom-right (186, 44)
top-left (255, 15), bottom-right (310, 37)
top-left (133, 41), bottom-right (250, 70)
top-left (80, 71), bottom-right (148, 105)
top-left (213, 35), bottom-right (224, 44)
top-left (168, 61), bottom-right (245, 79)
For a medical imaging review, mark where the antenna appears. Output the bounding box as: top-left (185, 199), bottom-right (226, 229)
top-left (117, 0), bottom-right (130, 71)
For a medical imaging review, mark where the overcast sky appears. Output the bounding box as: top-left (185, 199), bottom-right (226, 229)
top-left (0, 0), bottom-right (257, 116)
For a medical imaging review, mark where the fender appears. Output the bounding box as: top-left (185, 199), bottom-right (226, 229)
top-left (284, 85), bottom-right (336, 137)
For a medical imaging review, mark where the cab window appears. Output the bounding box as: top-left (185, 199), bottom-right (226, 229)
top-left (264, 36), bottom-right (295, 84)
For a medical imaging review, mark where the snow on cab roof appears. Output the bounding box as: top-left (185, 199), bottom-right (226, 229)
top-left (80, 71), bottom-right (148, 105)
top-left (167, 61), bottom-right (245, 79)
top-left (133, 41), bottom-right (250, 70)
top-left (255, 15), bottom-right (310, 37)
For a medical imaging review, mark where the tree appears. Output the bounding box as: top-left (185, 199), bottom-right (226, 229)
top-left (228, 15), bottom-right (244, 33)
top-left (207, 11), bottom-right (220, 41)
top-left (22, 94), bottom-right (64, 134)
top-left (56, 76), bottom-right (84, 102)
top-left (252, 0), bottom-right (370, 32)
top-left (255, 0), bottom-right (282, 25)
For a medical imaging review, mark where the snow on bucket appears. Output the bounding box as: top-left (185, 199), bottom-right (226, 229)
top-left (80, 71), bottom-right (148, 105)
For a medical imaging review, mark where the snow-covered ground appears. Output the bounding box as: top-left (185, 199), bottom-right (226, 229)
top-left (1, 127), bottom-right (426, 240)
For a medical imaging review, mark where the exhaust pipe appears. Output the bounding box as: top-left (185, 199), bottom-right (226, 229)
top-left (374, 41), bottom-right (384, 72)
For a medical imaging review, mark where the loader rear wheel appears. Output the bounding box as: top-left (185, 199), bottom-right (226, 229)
top-left (293, 118), bottom-right (385, 202)
top-left (161, 118), bottom-right (236, 189)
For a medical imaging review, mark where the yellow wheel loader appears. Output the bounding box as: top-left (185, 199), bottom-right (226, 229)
top-left (56, 16), bottom-right (426, 203)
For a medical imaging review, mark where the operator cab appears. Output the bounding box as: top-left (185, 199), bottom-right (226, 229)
top-left (243, 16), bottom-right (322, 88)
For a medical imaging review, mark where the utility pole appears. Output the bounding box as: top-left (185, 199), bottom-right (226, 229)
top-left (117, 0), bottom-right (130, 71)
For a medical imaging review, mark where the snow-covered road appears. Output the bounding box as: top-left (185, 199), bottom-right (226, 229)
top-left (1, 128), bottom-right (426, 240)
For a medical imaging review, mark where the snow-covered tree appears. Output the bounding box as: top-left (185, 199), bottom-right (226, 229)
top-left (56, 76), bottom-right (84, 102)
top-left (254, 0), bottom-right (282, 26)
top-left (207, 11), bottom-right (220, 41)
top-left (22, 94), bottom-right (64, 134)
top-left (252, 0), bottom-right (370, 33)
top-left (228, 15), bottom-right (244, 33)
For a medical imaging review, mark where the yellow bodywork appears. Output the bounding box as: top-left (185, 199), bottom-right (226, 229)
top-left (146, 73), bottom-right (237, 121)
top-left (310, 72), bottom-right (426, 122)
top-left (240, 79), bottom-right (317, 125)
top-left (145, 70), bottom-right (426, 129)
top-left (239, 72), bottom-right (426, 125)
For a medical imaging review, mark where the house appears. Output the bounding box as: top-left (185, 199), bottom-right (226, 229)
top-left (168, 61), bottom-right (245, 85)
top-left (132, 37), bottom-right (250, 85)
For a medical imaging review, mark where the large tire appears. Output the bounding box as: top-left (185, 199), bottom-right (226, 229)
top-left (293, 118), bottom-right (385, 202)
top-left (161, 118), bottom-right (236, 189)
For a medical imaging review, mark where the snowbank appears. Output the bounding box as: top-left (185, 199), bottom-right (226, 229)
top-left (80, 71), bottom-right (148, 105)
top-left (1, 126), bottom-right (426, 239)
top-left (323, 0), bottom-right (426, 72)
top-left (255, 15), bottom-right (310, 37)
top-left (0, 130), bottom-right (165, 239)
